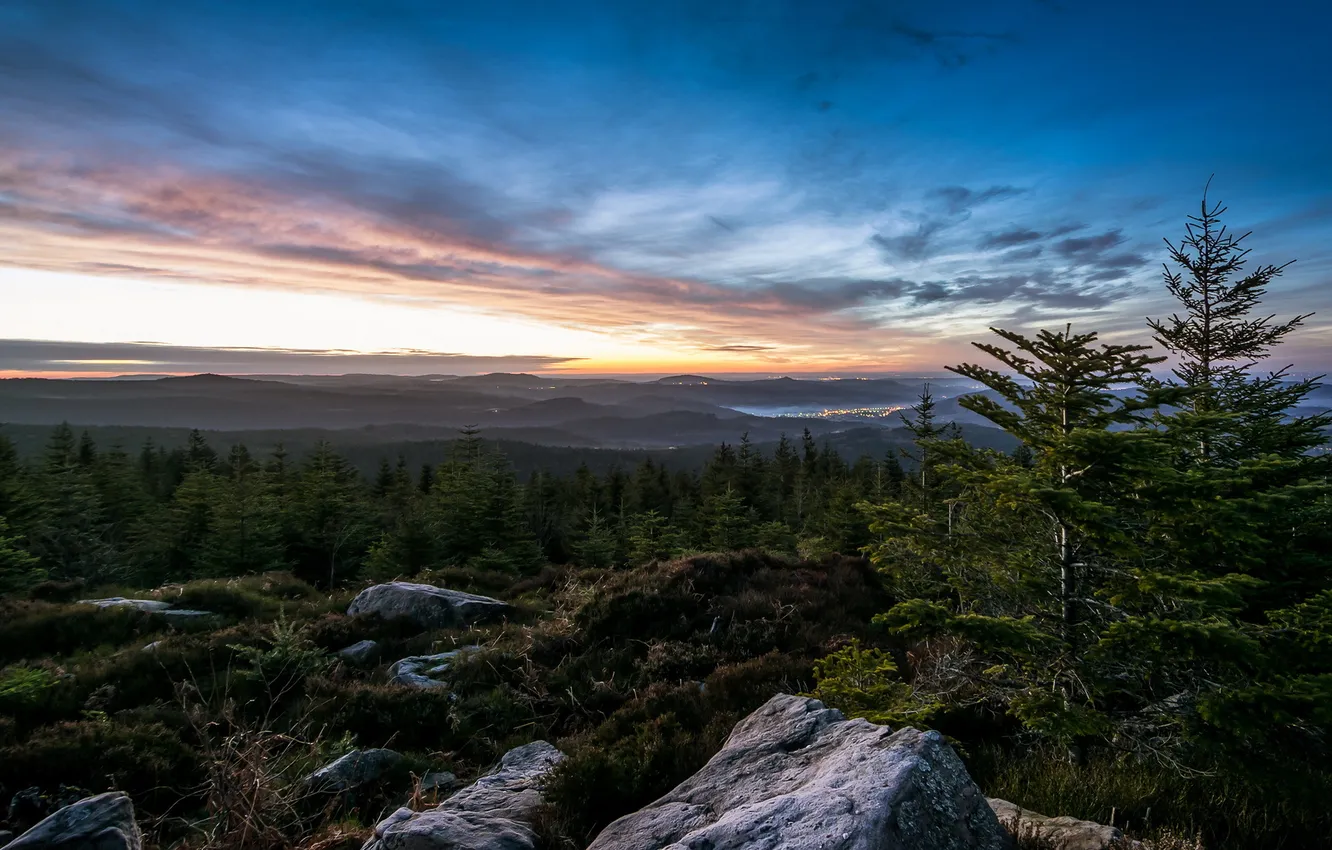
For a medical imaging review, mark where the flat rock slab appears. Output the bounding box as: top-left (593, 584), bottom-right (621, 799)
top-left (6, 792), bottom-right (142, 850)
top-left (988, 799), bottom-right (1127, 850)
top-left (78, 598), bottom-right (172, 613)
top-left (347, 582), bottom-right (510, 630)
top-left (363, 741), bottom-right (564, 850)
top-left (78, 598), bottom-right (212, 619)
top-left (588, 694), bottom-right (1010, 850)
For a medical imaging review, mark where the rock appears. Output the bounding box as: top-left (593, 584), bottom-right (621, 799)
top-left (338, 639), bottom-right (380, 664)
top-left (418, 772), bottom-right (458, 795)
top-left (388, 647), bottom-right (481, 690)
top-left (362, 808), bottom-right (537, 850)
top-left (159, 609), bottom-right (212, 619)
top-left (988, 799), bottom-right (1126, 850)
top-left (305, 749), bottom-right (406, 793)
top-left (6, 792), bottom-right (142, 850)
top-left (588, 694), bottom-right (1010, 850)
top-left (363, 741), bottom-right (565, 850)
top-left (78, 598), bottom-right (212, 620)
top-left (6, 787), bottom-right (92, 834)
top-left (439, 741), bottom-right (564, 823)
top-left (77, 598), bottom-right (172, 613)
top-left (347, 582), bottom-right (509, 630)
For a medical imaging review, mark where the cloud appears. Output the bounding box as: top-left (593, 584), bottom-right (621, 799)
top-left (0, 339), bottom-right (581, 376)
top-left (700, 344), bottom-right (775, 352)
top-left (1050, 228), bottom-right (1149, 281)
top-left (979, 227), bottom-right (1043, 250)
top-left (928, 185), bottom-right (1025, 215)
top-left (1000, 246), bottom-right (1044, 261)
top-left (872, 220), bottom-right (949, 261)
top-left (1054, 229), bottom-right (1126, 259)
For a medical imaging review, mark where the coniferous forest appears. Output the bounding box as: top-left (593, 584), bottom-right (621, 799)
top-left (1, 200), bottom-right (1329, 849)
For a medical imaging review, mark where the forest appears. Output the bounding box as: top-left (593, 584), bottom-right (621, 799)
top-left (0, 198), bottom-right (1329, 849)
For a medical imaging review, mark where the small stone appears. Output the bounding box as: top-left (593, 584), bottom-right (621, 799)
top-left (304, 748), bottom-right (405, 794)
top-left (337, 639), bottom-right (379, 664)
top-left (988, 798), bottom-right (1127, 850)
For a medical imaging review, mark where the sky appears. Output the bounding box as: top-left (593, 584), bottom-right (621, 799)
top-left (1, 0), bottom-right (1330, 377)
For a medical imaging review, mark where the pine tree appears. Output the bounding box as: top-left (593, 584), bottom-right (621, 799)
top-left (291, 441), bottom-right (371, 587)
top-left (31, 424), bottom-right (114, 581)
top-left (898, 383), bottom-right (956, 507)
top-left (870, 324), bottom-right (1203, 756)
top-left (1145, 189), bottom-right (1331, 601)
top-left (575, 505), bottom-right (618, 568)
top-left (0, 514), bottom-right (44, 594)
top-left (626, 509), bottom-right (681, 564)
top-left (701, 485), bottom-right (755, 551)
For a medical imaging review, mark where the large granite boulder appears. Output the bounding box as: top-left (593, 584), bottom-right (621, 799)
top-left (362, 741), bottom-right (564, 850)
top-left (6, 792), bottom-right (142, 850)
top-left (588, 694), bottom-right (1010, 850)
top-left (304, 749), bottom-right (406, 794)
top-left (988, 799), bottom-right (1127, 850)
top-left (347, 583), bottom-right (510, 630)
top-left (389, 647), bottom-right (481, 690)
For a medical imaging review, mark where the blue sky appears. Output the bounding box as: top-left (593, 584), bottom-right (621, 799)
top-left (0, 0), bottom-right (1328, 374)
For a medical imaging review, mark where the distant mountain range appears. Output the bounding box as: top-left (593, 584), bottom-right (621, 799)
top-left (0, 372), bottom-right (992, 448)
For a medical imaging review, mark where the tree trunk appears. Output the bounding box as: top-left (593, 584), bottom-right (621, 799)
top-left (1059, 521), bottom-right (1076, 642)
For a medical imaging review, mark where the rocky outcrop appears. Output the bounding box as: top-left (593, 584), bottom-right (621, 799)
top-left (388, 647), bottom-right (480, 690)
top-left (338, 639), bottom-right (380, 664)
top-left (78, 598), bottom-right (212, 619)
top-left (6, 792), bottom-right (142, 850)
top-left (988, 799), bottom-right (1127, 850)
top-left (305, 749), bottom-right (406, 794)
top-left (363, 741), bottom-right (565, 850)
top-left (588, 694), bottom-right (1009, 850)
top-left (347, 582), bottom-right (509, 631)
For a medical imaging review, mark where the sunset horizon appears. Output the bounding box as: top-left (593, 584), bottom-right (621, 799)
top-left (3, 1), bottom-right (1329, 377)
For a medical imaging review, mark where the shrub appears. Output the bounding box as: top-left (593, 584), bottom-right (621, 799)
top-left (701, 652), bottom-right (813, 714)
top-left (0, 719), bottom-right (200, 813)
top-left (637, 640), bottom-right (721, 684)
top-left (542, 695), bottom-right (723, 846)
top-left (971, 745), bottom-right (1332, 850)
top-left (304, 679), bottom-right (463, 752)
top-left (163, 573), bottom-right (320, 620)
top-left (0, 665), bottom-right (61, 712)
top-left (0, 601), bottom-right (168, 664)
top-left (808, 639), bottom-right (934, 725)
